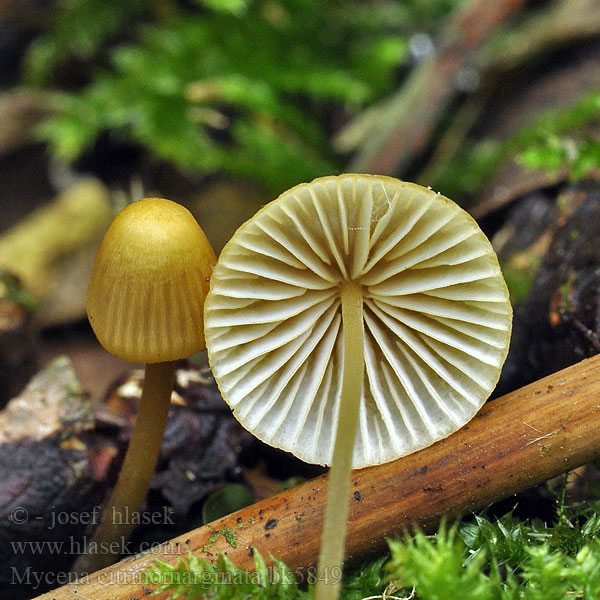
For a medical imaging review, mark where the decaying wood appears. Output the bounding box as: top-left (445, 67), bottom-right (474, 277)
top-left (35, 353), bottom-right (600, 600)
top-left (0, 358), bottom-right (112, 599)
top-left (0, 179), bottom-right (112, 301)
top-left (1, 358), bottom-right (255, 598)
top-left (498, 184), bottom-right (600, 395)
top-left (0, 356), bottom-right (93, 443)
top-left (100, 364), bottom-right (256, 517)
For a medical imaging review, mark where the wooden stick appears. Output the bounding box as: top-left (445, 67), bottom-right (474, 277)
top-left (35, 354), bottom-right (600, 600)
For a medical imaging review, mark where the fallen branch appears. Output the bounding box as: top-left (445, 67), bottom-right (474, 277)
top-left (339, 0), bottom-right (526, 175)
top-left (35, 353), bottom-right (600, 600)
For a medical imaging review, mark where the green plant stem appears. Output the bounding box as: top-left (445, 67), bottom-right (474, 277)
top-left (73, 360), bottom-right (177, 575)
top-left (315, 281), bottom-right (365, 600)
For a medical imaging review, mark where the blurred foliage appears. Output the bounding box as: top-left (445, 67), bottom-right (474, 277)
top-left (23, 0), bottom-right (149, 85)
top-left (202, 484), bottom-right (255, 524)
top-left (27, 0), bottom-right (457, 192)
top-left (501, 263), bottom-right (539, 305)
top-left (18, 1), bottom-right (600, 197)
top-left (339, 556), bottom-right (388, 600)
top-left (0, 269), bottom-right (40, 311)
top-left (517, 91), bottom-right (600, 179)
top-left (435, 90), bottom-right (600, 198)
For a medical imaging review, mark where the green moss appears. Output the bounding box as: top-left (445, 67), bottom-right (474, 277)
top-left (30, 0), bottom-right (456, 193)
top-left (207, 527), bottom-right (238, 549)
top-left (388, 506), bottom-right (600, 599)
top-left (146, 548), bottom-right (309, 600)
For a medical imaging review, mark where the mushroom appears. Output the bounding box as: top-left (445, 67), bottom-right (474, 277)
top-left (76, 197), bottom-right (216, 573)
top-left (204, 174), bottom-right (512, 600)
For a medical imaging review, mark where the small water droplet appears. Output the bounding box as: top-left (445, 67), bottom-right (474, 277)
top-left (410, 32), bottom-right (435, 62)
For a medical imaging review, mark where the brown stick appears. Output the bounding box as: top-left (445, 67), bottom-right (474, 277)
top-left (35, 353), bottom-right (600, 600)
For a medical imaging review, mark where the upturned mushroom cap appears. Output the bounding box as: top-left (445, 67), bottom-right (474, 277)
top-left (87, 198), bottom-right (216, 364)
top-left (204, 174), bottom-right (512, 469)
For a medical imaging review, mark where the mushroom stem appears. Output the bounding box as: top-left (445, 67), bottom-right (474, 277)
top-left (315, 281), bottom-right (364, 600)
top-left (73, 360), bottom-right (177, 575)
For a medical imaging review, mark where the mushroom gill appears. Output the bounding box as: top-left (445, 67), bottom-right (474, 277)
top-left (205, 174), bottom-right (512, 469)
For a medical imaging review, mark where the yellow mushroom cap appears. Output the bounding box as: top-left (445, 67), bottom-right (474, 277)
top-left (204, 174), bottom-right (512, 468)
top-left (87, 198), bottom-right (216, 364)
